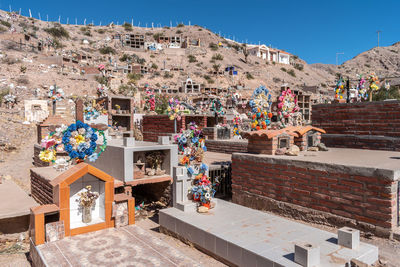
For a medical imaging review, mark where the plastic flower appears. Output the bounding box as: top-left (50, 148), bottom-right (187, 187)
top-left (75, 134), bottom-right (85, 144)
top-left (88, 153), bottom-right (98, 162)
top-left (39, 149), bottom-right (56, 162)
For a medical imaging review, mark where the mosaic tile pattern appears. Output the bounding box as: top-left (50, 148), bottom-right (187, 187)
top-left (38, 225), bottom-right (201, 267)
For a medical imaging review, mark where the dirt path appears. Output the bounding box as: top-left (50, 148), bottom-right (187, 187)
top-left (0, 132), bottom-right (36, 193)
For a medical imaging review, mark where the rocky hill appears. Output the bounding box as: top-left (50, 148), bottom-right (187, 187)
top-left (312, 42), bottom-right (400, 80)
top-left (0, 9), bottom-right (337, 102)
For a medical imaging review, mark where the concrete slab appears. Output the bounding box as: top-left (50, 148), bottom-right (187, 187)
top-left (36, 225), bottom-right (201, 267)
top-left (234, 148), bottom-right (400, 180)
top-left (0, 180), bottom-right (38, 219)
top-left (159, 199), bottom-right (379, 267)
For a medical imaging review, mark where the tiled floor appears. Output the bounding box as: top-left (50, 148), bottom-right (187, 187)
top-left (37, 225), bottom-right (201, 267)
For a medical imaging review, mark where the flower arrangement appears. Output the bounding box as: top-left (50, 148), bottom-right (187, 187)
top-left (211, 99), bottom-right (224, 116)
top-left (232, 115), bottom-right (242, 137)
top-left (167, 98), bottom-right (184, 120)
top-left (84, 99), bottom-right (107, 121)
top-left (334, 77), bottom-right (345, 100)
top-left (3, 94), bottom-right (16, 104)
top-left (249, 85), bottom-right (273, 130)
top-left (357, 75), bottom-right (368, 101)
top-left (277, 88), bottom-right (300, 127)
top-left (39, 121), bottom-right (107, 164)
top-left (175, 122), bottom-right (207, 170)
top-left (78, 185), bottom-right (99, 207)
top-left (48, 85), bottom-right (64, 102)
top-left (367, 73), bottom-right (380, 101)
top-left (189, 163), bottom-right (216, 207)
top-left (144, 89), bottom-right (156, 111)
top-left (96, 84), bottom-right (108, 97)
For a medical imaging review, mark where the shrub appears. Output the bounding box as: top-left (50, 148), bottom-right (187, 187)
top-left (188, 55), bottom-right (197, 63)
top-left (163, 72), bottom-right (174, 79)
top-left (99, 46), bottom-right (116, 55)
top-left (0, 26), bottom-right (6, 33)
top-left (95, 75), bottom-right (109, 86)
top-left (294, 64), bottom-right (303, 71)
top-left (118, 84), bottom-right (136, 96)
top-left (209, 42), bottom-right (218, 51)
top-left (119, 54), bottom-right (132, 62)
top-left (176, 30), bottom-right (182, 34)
top-left (321, 83), bottom-right (327, 88)
top-left (198, 28), bottom-right (202, 31)
top-left (122, 22), bottom-right (132, 31)
top-left (246, 72), bottom-right (254, 79)
top-left (0, 20), bottom-right (11, 28)
top-left (153, 33), bottom-right (163, 40)
top-left (20, 66), bottom-right (27, 73)
top-left (0, 88), bottom-right (10, 103)
top-left (150, 54), bottom-right (155, 58)
top-left (177, 23), bottom-right (184, 28)
top-left (273, 77), bottom-right (281, 83)
top-left (96, 29), bottom-right (106, 34)
top-left (212, 54), bottom-right (223, 61)
top-left (280, 67), bottom-right (287, 72)
top-left (44, 25), bottom-right (69, 39)
top-left (128, 73), bottom-right (143, 81)
top-left (212, 64), bottom-right (221, 72)
top-left (16, 77), bottom-right (29, 85)
top-left (287, 69), bottom-right (296, 77)
top-left (151, 63), bottom-right (158, 69)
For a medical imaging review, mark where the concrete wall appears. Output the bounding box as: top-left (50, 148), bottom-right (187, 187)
top-left (312, 100), bottom-right (400, 151)
top-left (231, 153), bottom-right (398, 237)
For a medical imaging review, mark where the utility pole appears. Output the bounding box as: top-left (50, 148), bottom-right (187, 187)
top-left (336, 52), bottom-right (344, 66)
top-left (376, 30), bottom-right (381, 47)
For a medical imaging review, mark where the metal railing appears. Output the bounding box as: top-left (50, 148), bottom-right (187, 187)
top-left (209, 162), bottom-right (232, 199)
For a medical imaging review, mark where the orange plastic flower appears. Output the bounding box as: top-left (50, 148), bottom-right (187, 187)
top-left (268, 113), bottom-right (273, 118)
top-left (256, 126), bottom-right (260, 130)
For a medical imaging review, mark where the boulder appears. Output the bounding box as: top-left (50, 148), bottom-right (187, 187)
top-left (307, 146), bottom-right (319, 152)
top-left (275, 148), bottom-right (287, 155)
top-left (286, 145), bottom-right (300, 156)
top-left (317, 143), bottom-right (329, 151)
top-left (198, 206), bottom-right (209, 213)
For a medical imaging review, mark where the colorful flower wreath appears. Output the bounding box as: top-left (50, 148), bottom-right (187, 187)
top-left (144, 89), bottom-right (156, 111)
top-left (334, 77), bottom-right (345, 100)
top-left (211, 99), bottom-right (224, 116)
top-left (167, 98), bottom-right (184, 120)
top-left (48, 85), bottom-right (64, 102)
top-left (249, 85), bottom-right (273, 130)
top-left (277, 88), bottom-right (299, 127)
top-left (357, 75), bottom-right (368, 101)
top-left (40, 121), bottom-right (107, 163)
top-left (175, 122), bottom-right (207, 171)
top-left (232, 115), bottom-right (242, 137)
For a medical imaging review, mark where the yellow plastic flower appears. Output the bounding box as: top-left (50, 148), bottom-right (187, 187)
top-left (75, 134), bottom-right (85, 144)
top-left (169, 115), bottom-right (175, 120)
top-left (167, 107), bottom-right (172, 111)
top-left (39, 149), bottom-right (56, 162)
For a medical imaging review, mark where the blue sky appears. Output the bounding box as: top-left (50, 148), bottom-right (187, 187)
top-left (1, 0), bottom-right (398, 64)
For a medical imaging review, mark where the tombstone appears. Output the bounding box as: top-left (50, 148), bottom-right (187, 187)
top-left (172, 166), bottom-right (196, 212)
top-left (24, 100), bottom-right (49, 123)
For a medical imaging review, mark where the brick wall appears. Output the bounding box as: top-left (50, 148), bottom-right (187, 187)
top-left (231, 153), bottom-right (398, 237)
top-left (30, 169), bottom-right (54, 205)
top-left (205, 139), bottom-right (248, 154)
top-left (312, 100), bottom-right (400, 151)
